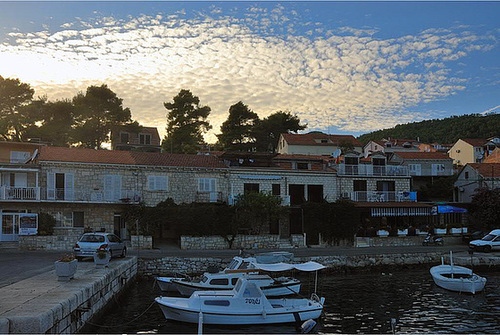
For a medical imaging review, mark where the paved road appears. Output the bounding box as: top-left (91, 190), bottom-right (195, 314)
top-left (0, 244), bottom-right (473, 288)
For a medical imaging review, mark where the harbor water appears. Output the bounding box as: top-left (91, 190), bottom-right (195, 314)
top-left (85, 268), bottom-right (500, 334)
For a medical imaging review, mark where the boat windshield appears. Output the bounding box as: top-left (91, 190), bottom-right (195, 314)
top-left (242, 283), bottom-right (261, 297)
top-left (238, 261), bottom-right (251, 269)
top-left (227, 259), bottom-right (239, 270)
top-left (482, 234), bottom-right (497, 241)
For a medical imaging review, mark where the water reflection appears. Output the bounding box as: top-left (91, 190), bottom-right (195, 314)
top-left (86, 269), bottom-right (500, 334)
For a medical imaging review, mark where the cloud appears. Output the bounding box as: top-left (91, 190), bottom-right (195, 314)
top-left (0, 6), bottom-right (497, 142)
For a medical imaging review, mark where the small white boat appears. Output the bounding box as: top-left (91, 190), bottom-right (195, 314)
top-left (172, 273), bottom-right (301, 297)
top-left (430, 252), bottom-right (486, 294)
top-left (155, 278), bottom-right (325, 325)
top-left (156, 276), bottom-right (185, 292)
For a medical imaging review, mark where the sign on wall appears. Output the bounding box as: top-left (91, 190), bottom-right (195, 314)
top-left (19, 213), bottom-right (38, 235)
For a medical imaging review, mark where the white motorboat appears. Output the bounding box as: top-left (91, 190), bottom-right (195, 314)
top-left (172, 273), bottom-right (301, 297)
top-left (430, 252), bottom-right (486, 294)
top-left (156, 276), bottom-right (185, 292)
top-left (155, 277), bottom-right (325, 325)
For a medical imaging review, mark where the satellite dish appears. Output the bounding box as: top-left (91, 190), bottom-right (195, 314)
top-left (332, 148), bottom-right (342, 158)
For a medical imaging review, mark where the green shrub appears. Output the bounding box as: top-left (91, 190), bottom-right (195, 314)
top-left (38, 212), bottom-right (56, 236)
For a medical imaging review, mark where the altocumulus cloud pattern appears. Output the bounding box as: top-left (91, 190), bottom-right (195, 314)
top-left (0, 5), bottom-right (496, 140)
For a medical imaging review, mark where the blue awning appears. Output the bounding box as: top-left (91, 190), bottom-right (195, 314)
top-left (432, 205), bottom-right (468, 214)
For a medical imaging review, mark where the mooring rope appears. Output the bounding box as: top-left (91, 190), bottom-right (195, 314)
top-left (84, 300), bottom-right (157, 328)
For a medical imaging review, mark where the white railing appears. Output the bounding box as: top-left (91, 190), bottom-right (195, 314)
top-left (42, 188), bottom-right (141, 203)
top-left (0, 186), bottom-right (40, 200)
top-left (337, 164), bottom-right (409, 176)
top-left (195, 191), bottom-right (223, 203)
top-left (347, 191), bottom-right (417, 202)
top-left (409, 169), bottom-right (454, 177)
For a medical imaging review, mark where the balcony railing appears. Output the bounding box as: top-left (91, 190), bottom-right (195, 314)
top-left (345, 191), bottom-right (417, 202)
top-left (337, 164), bottom-right (409, 176)
top-left (409, 169), bottom-right (454, 177)
top-left (0, 186), bottom-right (40, 201)
top-left (43, 188), bottom-right (141, 203)
top-left (195, 191), bottom-right (223, 203)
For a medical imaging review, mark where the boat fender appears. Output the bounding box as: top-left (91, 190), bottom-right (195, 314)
top-left (300, 319), bottom-right (317, 334)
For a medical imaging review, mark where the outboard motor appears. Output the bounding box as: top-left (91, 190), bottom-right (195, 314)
top-left (300, 319), bottom-right (317, 334)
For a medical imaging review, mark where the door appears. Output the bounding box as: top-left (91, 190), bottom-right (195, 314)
top-left (353, 180), bottom-right (367, 201)
top-left (0, 214), bottom-right (19, 242)
top-left (55, 173), bottom-right (65, 200)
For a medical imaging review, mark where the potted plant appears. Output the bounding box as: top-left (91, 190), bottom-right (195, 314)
top-left (55, 254), bottom-right (78, 281)
top-left (93, 247), bottom-right (110, 268)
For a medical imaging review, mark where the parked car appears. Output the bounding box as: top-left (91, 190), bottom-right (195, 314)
top-left (469, 229), bottom-right (500, 252)
top-left (462, 230), bottom-right (488, 244)
top-left (74, 233), bottom-right (126, 261)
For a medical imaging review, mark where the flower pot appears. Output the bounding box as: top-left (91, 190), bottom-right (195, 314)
top-left (55, 259), bottom-right (78, 281)
top-left (398, 229), bottom-right (408, 236)
top-left (94, 251), bottom-right (111, 268)
top-left (450, 228), bottom-right (462, 235)
top-left (434, 228), bottom-right (447, 235)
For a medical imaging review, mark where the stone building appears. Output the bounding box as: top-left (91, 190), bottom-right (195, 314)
top-left (277, 132), bottom-right (362, 155)
top-left (454, 163), bottom-right (500, 202)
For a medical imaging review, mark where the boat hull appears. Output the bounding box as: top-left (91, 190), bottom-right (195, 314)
top-left (430, 265), bottom-right (486, 294)
top-left (156, 300), bottom-right (322, 325)
top-left (174, 281), bottom-right (301, 297)
top-left (156, 277), bottom-right (184, 292)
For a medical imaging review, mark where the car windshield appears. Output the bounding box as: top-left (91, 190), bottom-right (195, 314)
top-left (80, 235), bottom-right (105, 243)
top-left (482, 234), bottom-right (496, 241)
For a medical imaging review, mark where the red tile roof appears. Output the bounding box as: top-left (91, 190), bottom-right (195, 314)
top-left (282, 132), bottom-right (362, 147)
top-left (393, 152), bottom-right (451, 160)
top-left (468, 163), bottom-right (500, 178)
top-left (38, 146), bottom-right (227, 168)
top-left (484, 148), bottom-right (500, 163)
top-left (461, 138), bottom-right (487, 147)
top-left (274, 154), bottom-right (334, 161)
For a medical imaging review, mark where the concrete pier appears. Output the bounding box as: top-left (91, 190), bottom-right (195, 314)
top-left (0, 257), bottom-right (137, 334)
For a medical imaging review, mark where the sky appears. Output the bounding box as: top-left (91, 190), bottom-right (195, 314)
top-left (0, 1), bottom-right (499, 143)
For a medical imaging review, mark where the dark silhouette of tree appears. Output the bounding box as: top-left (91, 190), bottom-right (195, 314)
top-left (469, 188), bottom-right (500, 231)
top-left (253, 111), bottom-right (306, 152)
top-left (73, 84), bottom-right (133, 149)
top-left (217, 101), bottom-right (259, 151)
top-left (0, 76), bottom-right (35, 141)
top-left (162, 89), bottom-right (211, 154)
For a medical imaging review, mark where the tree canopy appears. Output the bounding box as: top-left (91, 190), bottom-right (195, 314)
top-left (217, 101), bottom-right (259, 151)
top-left (469, 188), bottom-right (500, 231)
top-left (253, 111), bottom-right (306, 152)
top-left (162, 89), bottom-right (212, 153)
top-left (358, 113), bottom-right (500, 145)
top-left (0, 76), bottom-right (35, 141)
top-left (73, 84), bottom-right (133, 149)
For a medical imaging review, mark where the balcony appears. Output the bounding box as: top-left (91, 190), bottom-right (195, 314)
top-left (337, 164), bottom-right (409, 177)
top-left (345, 191), bottom-right (417, 202)
top-left (0, 186), bottom-right (40, 201)
top-left (195, 191), bottom-right (223, 203)
top-left (42, 188), bottom-right (141, 203)
top-left (409, 168), bottom-right (454, 177)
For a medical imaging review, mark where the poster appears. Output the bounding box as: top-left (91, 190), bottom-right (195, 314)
top-left (19, 213), bottom-right (38, 235)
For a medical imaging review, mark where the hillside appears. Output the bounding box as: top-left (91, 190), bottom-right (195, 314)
top-left (357, 113), bottom-right (500, 145)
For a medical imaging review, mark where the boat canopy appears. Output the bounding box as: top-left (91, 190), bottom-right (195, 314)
top-left (250, 261), bottom-right (326, 272)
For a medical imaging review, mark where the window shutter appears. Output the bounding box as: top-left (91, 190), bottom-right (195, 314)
top-left (65, 173), bottom-right (74, 200)
top-left (47, 172), bottom-right (55, 200)
top-left (104, 175), bottom-right (113, 201)
top-left (148, 176), bottom-right (155, 190)
top-left (113, 175), bottom-right (121, 200)
top-left (210, 179), bottom-right (216, 192)
top-left (158, 176), bottom-right (167, 191)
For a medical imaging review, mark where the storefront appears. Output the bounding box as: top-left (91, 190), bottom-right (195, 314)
top-left (0, 210), bottom-right (38, 242)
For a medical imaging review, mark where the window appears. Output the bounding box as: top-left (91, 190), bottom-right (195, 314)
top-left (120, 132), bottom-right (129, 144)
top-left (204, 300), bottom-right (230, 306)
top-left (148, 176), bottom-right (168, 191)
top-left (104, 175), bottom-right (122, 201)
top-left (231, 278), bottom-right (239, 285)
top-left (51, 211), bottom-right (73, 228)
top-left (296, 162), bottom-right (309, 170)
top-left (244, 183), bottom-right (259, 194)
top-left (198, 178), bottom-right (216, 192)
top-left (73, 212), bottom-right (84, 227)
top-left (431, 164), bottom-right (446, 176)
top-left (79, 234), bottom-right (105, 243)
top-left (10, 151), bottom-right (31, 163)
top-left (464, 171), bottom-right (469, 180)
top-left (344, 156), bottom-right (359, 165)
top-left (272, 184), bottom-right (281, 196)
top-left (139, 133), bottom-right (151, 145)
top-left (209, 278), bottom-right (229, 285)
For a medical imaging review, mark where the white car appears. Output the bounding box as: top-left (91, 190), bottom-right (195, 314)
top-left (74, 233), bottom-right (127, 261)
top-left (469, 229), bottom-right (500, 252)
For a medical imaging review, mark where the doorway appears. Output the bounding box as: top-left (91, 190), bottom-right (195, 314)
top-left (0, 213), bottom-right (19, 241)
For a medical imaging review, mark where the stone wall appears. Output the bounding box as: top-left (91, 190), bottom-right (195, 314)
top-left (138, 252), bottom-right (465, 276)
top-left (337, 175), bottom-right (411, 196)
top-left (180, 234), bottom-right (306, 250)
top-left (0, 258), bottom-right (137, 334)
top-left (20, 229), bottom-right (83, 251)
top-left (130, 235), bottom-right (153, 249)
top-left (354, 236), bottom-right (462, 247)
